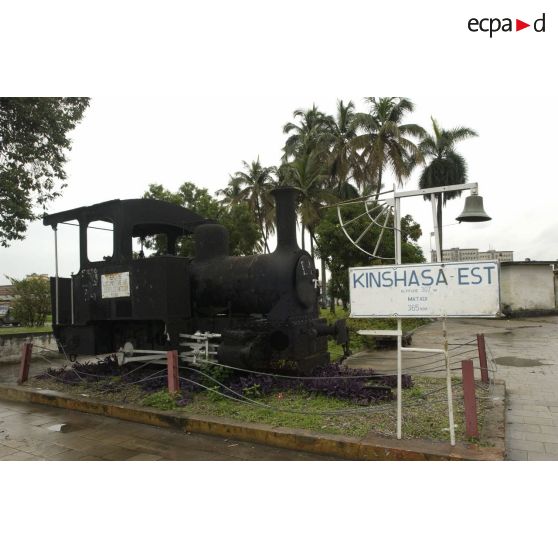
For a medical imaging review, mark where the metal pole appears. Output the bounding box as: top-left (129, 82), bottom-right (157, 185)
top-left (70, 274), bottom-right (74, 325)
top-left (54, 226), bottom-right (59, 325)
top-left (394, 198), bottom-right (402, 265)
top-left (394, 197), bottom-right (403, 439)
top-left (397, 325), bottom-right (402, 439)
top-left (429, 195), bottom-right (456, 446)
top-left (430, 194), bottom-right (442, 262)
top-left (443, 317), bottom-right (456, 446)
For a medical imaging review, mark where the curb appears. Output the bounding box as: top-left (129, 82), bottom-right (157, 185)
top-left (0, 383), bottom-right (504, 461)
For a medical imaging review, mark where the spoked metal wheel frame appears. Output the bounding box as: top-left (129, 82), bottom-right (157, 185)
top-left (336, 193), bottom-right (396, 261)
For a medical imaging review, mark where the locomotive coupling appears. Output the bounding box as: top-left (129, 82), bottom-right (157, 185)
top-left (315, 319), bottom-right (348, 346)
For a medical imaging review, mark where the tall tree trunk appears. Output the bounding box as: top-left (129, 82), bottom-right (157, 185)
top-left (311, 231), bottom-right (327, 309)
top-left (374, 166), bottom-right (383, 200)
top-left (300, 222), bottom-right (305, 251)
top-left (310, 234), bottom-right (314, 259)
top-left (265, 224), bottom-right (271, 253)
top-left (255, 197), bottom-right (269, 254)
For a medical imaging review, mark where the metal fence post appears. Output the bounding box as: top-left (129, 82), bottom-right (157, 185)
top-left (461, 359), bottom-right (479, 438)
top-left (18, 342), bottom-right (33, 384)
top-left (476, 333), bottom-right (489, 384)
top-left (167, 350), bottom-right (179, 394)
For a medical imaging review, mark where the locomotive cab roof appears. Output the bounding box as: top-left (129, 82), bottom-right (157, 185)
top-left (43, 198), bottom-right (214, 264)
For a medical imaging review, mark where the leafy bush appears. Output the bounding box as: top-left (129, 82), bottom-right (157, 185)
top-left (225, 362), bottom-right (411, 405)
top-left (7, 274), bottom-right (50, 326)
top-left (142, 390), bottom-right (180, 410)
top-left (40, 354), bottom-right (412, 408)
top-left (193, 362), bottom-right (233, 387)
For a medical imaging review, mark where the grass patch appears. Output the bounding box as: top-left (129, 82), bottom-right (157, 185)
top-left (0, 324), bottom-right (53, 336)
top-left (143, 390), bottom-right (181, 410)
top-left (28, 372), bottom-right (489, 443)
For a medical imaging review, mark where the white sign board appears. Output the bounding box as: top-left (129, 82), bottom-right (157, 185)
top-left (349, 261), bottom-right (500, 318)
top-left (101, 272), bottom-right (130, 299)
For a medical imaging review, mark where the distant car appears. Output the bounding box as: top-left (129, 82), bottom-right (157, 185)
top-left (0, 305), bottom-right (20, 327)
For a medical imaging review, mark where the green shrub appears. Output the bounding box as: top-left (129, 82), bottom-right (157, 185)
top-left (142, 390), bottom-right (180, 410)
top-left (7, 275), bottom-right (50, 327)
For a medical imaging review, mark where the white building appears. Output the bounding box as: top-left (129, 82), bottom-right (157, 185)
top-left (500, 261), bottom-right (558, 316)
top-left (431, 247), bottom-right (514, 263)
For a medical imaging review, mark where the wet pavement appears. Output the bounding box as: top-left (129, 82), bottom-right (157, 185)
top-left (0, 350), bottom-right (338, 461)
top-left (346, 315), bottom-right (558, 461)
top-left (0, 349), bottom-right (72, 384)
top-left (0, 398), bottom-right (335, 461)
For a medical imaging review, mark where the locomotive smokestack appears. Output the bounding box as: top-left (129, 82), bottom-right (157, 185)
top-left (271, 187), bottom-right (299, 251)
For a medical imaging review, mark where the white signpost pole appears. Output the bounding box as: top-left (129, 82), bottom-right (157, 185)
top-left (431, 193), bottom-right (456, 446)
top-left (443, 319), bottom-right (456, 445)
top-left (394, 197), bottom-right (403, 439)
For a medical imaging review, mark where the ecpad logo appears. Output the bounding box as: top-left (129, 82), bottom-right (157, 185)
top-left (468, 13), bottom-right (546, 37)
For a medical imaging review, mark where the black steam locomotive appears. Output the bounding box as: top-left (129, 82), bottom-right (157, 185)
top-left (43, 187), bottom-right (347, 372)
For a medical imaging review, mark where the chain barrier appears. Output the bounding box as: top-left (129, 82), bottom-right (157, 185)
top-left (27, 333), bottom-right (498, 420)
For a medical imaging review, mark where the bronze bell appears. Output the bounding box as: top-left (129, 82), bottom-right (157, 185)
top-left (456, 193), bottom-right (491, 222)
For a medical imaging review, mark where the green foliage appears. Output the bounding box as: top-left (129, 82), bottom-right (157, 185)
top-left (418, 117), bottom-right (478, 250)
top-left (197, 362), bottom-right (232, 386)
top-left (142, 390), bottom-right (180, 410)
top-left (221, 203), bottom-right (263, 256)
top-left (352, 97), bottom-right (425, 194)
top-left (7, 274), bottom-right (51, 326)
top-left (226, 158), bottom-right (277, 253)
top-left (418, 117), bottom-right (478, 202)
top-left (242, 384), bottom-right (261, 398)
top-left (0, 97), bottom-right (90, 246)
top-left (142, 181), bottom-right (262, 256)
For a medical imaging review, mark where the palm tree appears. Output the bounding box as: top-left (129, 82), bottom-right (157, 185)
top-left (282, 104), bottom-right (332, 252)
top-left (229, 158), bottom-right (276, 253)
top-left (352, 97), bottom-right (425, 196)
top-left (216, 179), bottom-right (243, 206)
top-left (282, 104), bottom-right (331, 161)
top-left (286, 151), bottom-right (334, 258)
top-left (418, 117), bottom-right (478, 254)
top-left (325, 100), bottom-right (359, 200)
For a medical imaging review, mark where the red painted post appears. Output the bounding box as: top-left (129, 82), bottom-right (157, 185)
top-left (477, 333), bottom-right (489, 384)
top-left (461, 359), bottom-right (479, 438)
top-left (18, 342), bottom-right (33, 384)
top-left (167, 350), bottom-right (179, 393)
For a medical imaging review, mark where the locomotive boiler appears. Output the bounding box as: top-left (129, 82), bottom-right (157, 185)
top-left (43, 187), bottom-right (347, 373)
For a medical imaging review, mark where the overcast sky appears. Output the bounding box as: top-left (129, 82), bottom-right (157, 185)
top-left (2, 94), bottom-right (557, 279)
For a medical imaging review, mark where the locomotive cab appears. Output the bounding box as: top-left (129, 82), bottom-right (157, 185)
top-left (43, 198), bottom-right (212, 355)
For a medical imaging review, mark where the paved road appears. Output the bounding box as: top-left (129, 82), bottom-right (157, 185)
top-left (0, 398), bottom-right (335, 461)
top-left (347, 315), bottom-right (558, 461)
